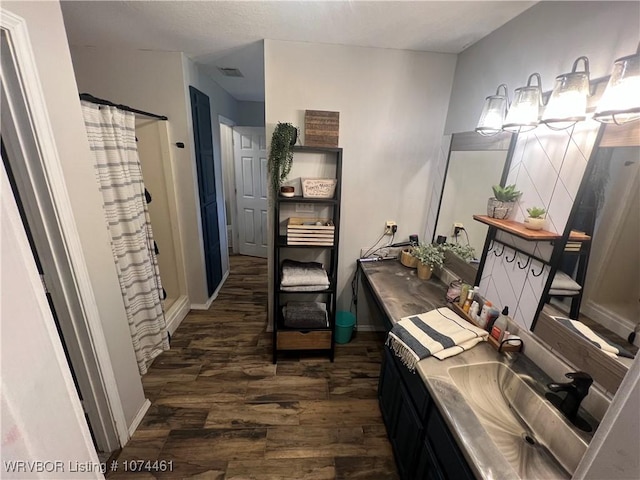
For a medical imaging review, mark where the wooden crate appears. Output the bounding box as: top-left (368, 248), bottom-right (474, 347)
top-left (305, 110), bottom-right (339, 147)
top-left (287, 217), bottom-right (335, 245)
top-left (277, 330), bottom-right (332, 350)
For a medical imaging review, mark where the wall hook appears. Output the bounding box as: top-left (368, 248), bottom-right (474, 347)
top-left (494, 243), bottom-right (505, 257)
top-left (505, 248), bottom-right (517, 263)
top-left (531, 261), bottom-right (545, 277)
top-left (518, 256), bottom-right (532, 270)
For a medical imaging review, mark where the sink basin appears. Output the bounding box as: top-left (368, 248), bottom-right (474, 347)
top-left (448, 362), bottom-right (588, 478)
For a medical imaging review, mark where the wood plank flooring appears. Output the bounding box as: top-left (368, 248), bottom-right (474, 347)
top-left (109, 255), bottom-right (398, 479)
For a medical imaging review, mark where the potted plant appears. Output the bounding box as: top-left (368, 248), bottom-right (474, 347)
top-left (487, 184), bottom-right (521, 219)
top-left (441, 242), bottom-right (476, 263)
top-left (268, 122), bottom-right (298, 195)
top-left (524, 206), bottom-right (546, 230)
top-left (400, 246), bottom-right (419, 268)
top-left (411, 243), bottom-right (445, 280)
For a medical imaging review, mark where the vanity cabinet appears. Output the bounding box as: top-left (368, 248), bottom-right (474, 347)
top-left (379, 347), bottom-right (474, 480)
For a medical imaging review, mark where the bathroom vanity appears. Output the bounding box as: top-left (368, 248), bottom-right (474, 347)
top-left (359, 259), bottom-right (593, 480)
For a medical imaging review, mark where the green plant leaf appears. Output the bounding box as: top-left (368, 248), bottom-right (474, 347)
top-left (268, 122), bottom-right (298, 193)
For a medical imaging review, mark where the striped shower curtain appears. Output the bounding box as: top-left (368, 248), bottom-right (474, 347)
top-left (81, 101), bottom-right (168, 375)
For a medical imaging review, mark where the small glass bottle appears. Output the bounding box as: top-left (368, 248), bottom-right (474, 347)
top-left (462, 289), bottom-right (474, 313)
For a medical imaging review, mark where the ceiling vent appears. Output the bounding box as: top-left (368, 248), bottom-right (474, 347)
top-left (218, 67), bottom-right (244, 78)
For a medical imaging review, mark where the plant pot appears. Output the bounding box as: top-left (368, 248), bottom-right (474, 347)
top-left (417, 263), bottom-right (433, 280)
top-left (487, 198), bottom-right (516, 219)
top-left (400, 249), bottom-right (419, 268)
top-left (524, 217), bottom-right (546, 230)
top-left (280, 186), bottom-right (295, 198)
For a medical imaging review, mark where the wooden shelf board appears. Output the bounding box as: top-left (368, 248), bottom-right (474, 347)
top-left (473, 215), bottom-right (560, 241)
top-left (473, 215), bottom-right (591, 242)
top-left (277, 196), bottom-right (338, 205)
top-left (569, 230), bottom-right (591, 242)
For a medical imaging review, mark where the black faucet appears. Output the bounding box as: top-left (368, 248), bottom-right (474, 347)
top-left (545, 371), bottom-right (593, 432)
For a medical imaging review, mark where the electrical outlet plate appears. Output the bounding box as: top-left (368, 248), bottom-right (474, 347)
top-left (385, 220), bottom-right (397, 235)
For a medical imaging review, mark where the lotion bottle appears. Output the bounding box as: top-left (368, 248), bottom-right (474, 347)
top-left (469, 301), bottom-right (480, 322)
top-left (479, 300), bottom-right (493, 328)
top-left (462, 290), bottom-right (474, 313)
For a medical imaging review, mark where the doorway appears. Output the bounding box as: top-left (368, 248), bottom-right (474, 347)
top-left (232, 127), bottom-right (268, 258)
top-left (1, 20), bottom-right (124, 453)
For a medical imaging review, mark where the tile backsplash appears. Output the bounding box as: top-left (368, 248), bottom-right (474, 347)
top-left (479, 120), bottom-right (602, 329)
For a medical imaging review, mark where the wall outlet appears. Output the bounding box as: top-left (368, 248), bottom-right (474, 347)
top-left (385, 220), bottom-right (397, 235)
top-left (453, 222), bottom-right (464, 237)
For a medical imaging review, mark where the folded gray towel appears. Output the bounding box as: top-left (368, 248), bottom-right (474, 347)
top-left (551, 270), bottom-right (581, 291)
top-left (283, 301), bottom-right (328, 328)
top-left (281, 259), bottom-right (329, 287)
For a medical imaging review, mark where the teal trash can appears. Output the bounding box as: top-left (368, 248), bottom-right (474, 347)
top-left (335, 311), bottom-right (356, 344)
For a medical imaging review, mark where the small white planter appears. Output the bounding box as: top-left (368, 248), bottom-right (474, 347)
top-left (524, 217), bottom-right (546, 230)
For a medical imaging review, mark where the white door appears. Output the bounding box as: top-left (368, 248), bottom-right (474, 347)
top-left (233, 127), bottom-right (268, 257)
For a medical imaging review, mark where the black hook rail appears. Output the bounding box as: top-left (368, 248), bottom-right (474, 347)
top-left (79, 93), bottom-right (168, 121)
top-left (488, 239), bottom-right (549, 277)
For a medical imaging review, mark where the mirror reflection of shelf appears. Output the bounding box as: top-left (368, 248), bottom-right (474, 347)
top-left (473, 215), bottom-right (591, 242)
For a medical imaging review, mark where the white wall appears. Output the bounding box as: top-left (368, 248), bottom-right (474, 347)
top-left (265, 40), bottom-right (457, 326)
top-left (434, 150), bottom-right (507, 254)
top-left (445, 1), bottom-right (640, 134)
top-left (238, 101), bottom-right (265, 126)
top-left (2, 166), bottom-right (101, 479)
top-left (4, 0), bottom-right (146, 430)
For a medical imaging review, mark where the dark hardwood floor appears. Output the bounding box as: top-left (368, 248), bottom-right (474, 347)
top-left (109, 255), bottom-right (398, 479)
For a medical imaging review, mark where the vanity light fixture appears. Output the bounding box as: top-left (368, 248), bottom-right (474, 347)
top-left (503, 73), bottom-right (544, 133)
top-left (475, 84), bottom-right (509, 136)
top-left (541, 56), bottom-right (591, 130)
top-left (593, 46), bottom-right (640, 125)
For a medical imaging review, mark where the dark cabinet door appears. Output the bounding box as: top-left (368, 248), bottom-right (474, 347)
top-left (189, 86), bottom-right (222, 296)
top-left (391, 383), bottom-right (424, 480)
top-left (379, 348), bottom-right (401, 430)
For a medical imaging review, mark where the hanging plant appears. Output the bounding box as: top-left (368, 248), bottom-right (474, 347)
top-left (268, 122), bottom-right (298, 194)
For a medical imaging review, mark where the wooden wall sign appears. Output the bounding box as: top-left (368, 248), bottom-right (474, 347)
top-left (305, 110), bottom-right (339, 147)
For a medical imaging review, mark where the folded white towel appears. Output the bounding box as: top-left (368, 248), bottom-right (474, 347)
top-left (281, 285), bottom-right (330, 292)
top-left (387, 307), bottom-right (488, 371)
top-left (555, 317), bottom-right (634, 359)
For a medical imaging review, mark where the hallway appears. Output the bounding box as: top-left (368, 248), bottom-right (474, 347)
top-left (110, 255), bottom-right (398, 479)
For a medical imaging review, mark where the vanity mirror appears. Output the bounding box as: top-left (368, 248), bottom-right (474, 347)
top-left (432, 131), bottom-right (513, 284)
top-left (533, 120), bottom-right (639, 393)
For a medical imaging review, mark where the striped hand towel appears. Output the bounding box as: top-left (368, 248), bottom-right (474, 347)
top-left (555, 317), bottom-right (634, 359)
top-left (387, 307), bottom-right (489, 371)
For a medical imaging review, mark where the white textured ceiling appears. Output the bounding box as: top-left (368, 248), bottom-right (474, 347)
top-left (61, 1), bottom-right (536, 102)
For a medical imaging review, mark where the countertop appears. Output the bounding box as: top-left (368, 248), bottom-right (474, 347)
top-left (358, 259), bottom-right (448, 322)
top-left (359, 259), bottom-right (591, 479)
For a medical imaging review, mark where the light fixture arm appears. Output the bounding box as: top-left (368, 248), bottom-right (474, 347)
top-left (527, 73), bottom-right (542, 88)
top-left (496, 83), bottom-right (510, 104)
top-left (571, 56), bottom-right (590, 75)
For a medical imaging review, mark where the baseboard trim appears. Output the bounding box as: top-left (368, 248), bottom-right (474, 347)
top-left (190, 270), bottom-right (230, 310)
top-left (165, 295), bottom-right (190, 336)
top-left (127, 398), bottom-right (151, 438)
top-left (582, 301), bottom-right (635, 341)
